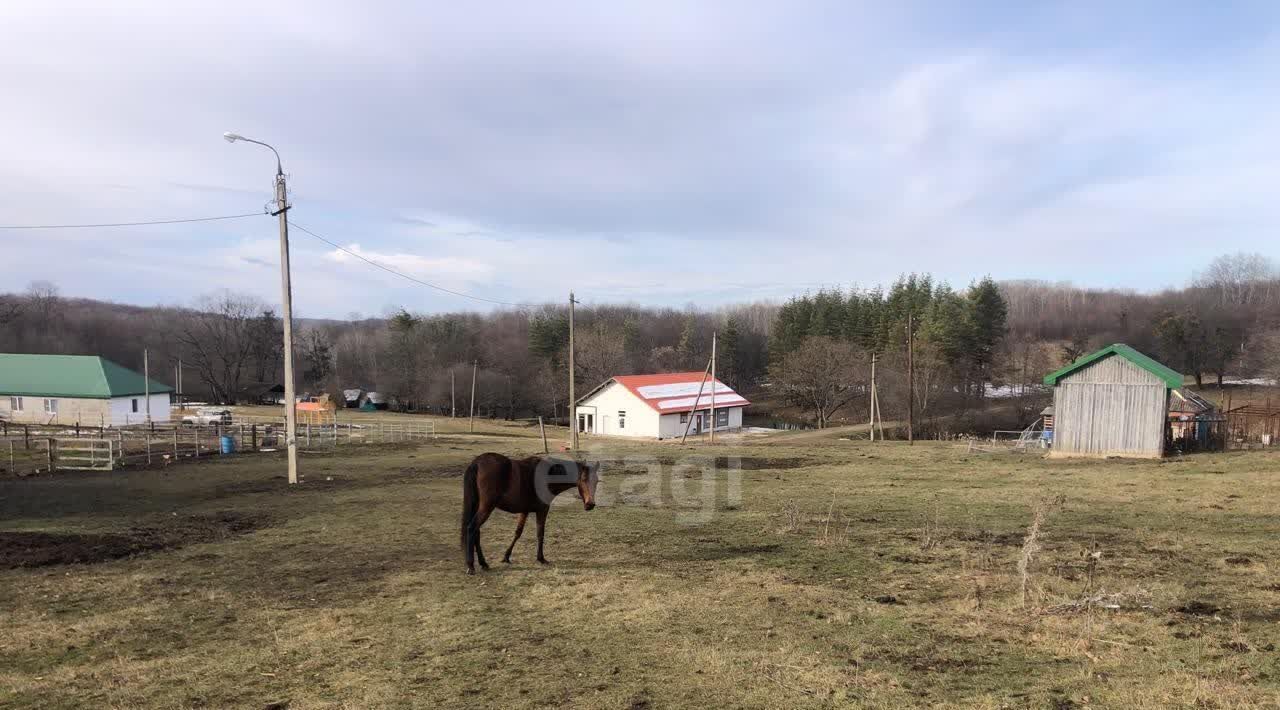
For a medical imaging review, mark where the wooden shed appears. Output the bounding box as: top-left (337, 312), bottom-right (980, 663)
top-left (1042, 344), bottom-right (1184, 458)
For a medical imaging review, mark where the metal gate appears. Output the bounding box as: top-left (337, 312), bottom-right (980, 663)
top-left (53, 438), bottom-right (114, 471)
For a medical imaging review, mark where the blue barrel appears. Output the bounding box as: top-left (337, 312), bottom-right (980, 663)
top-left (220, 435), bottom-right (236, 454)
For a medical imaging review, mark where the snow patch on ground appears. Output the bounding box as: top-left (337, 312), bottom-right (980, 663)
top-left (1225, 377), bottom-right (1279, 387)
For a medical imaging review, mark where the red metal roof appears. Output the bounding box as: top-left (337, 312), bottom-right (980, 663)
top-left (596, 372), bottom-right (751, 414)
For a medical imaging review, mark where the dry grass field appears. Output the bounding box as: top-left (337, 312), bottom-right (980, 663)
top-left (3, 425), bottom-right (1280, 708)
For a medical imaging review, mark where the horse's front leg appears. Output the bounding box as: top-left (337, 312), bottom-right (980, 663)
top-left (503, 512), bottom-right (527, 563)
top-left (535, 508), bottom-right (550, 564)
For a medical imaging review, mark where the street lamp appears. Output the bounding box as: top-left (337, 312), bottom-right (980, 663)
top-left (225, 131), bottom-right (299, 485)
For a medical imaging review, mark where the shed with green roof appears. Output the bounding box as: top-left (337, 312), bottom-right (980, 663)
top-left (1042, 344), bottom-right (1184, 458)
top-left (0, 354), bottom-right (173, 426)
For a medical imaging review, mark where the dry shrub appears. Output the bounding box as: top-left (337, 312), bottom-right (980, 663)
top-left (920, 496), bottom-right (944, 552)
top-left (779, 500), bottom-right (803, 534)
top-left (1018, 493), bottom-right (1066, 607)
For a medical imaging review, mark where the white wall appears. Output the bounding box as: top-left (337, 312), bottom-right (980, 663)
top-left (107, 393), bottom-right (172, 426)
top-left (575, 382), bottom-right (659, 438)
top-left (658, 406), bottom-right (744, 439)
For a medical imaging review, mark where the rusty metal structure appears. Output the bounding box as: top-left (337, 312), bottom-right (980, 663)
top-left (1225, 403), bottom-right (1280, 448)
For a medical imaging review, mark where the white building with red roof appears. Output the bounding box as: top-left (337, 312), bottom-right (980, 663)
top-left (574, 372), bottom-right (750, 439)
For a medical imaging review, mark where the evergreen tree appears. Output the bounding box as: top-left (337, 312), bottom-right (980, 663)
top-left (967, 277), bottom-right (1009, 390)
top-left (528, 313), bottom-right (568, 365)
top-left (676, 316), bottom-right (698, 369)
top-left (719, 317), bottom-right (742, 388)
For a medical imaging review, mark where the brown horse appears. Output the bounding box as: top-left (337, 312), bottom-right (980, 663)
top-left (460, 452), bottom-right (600, 574)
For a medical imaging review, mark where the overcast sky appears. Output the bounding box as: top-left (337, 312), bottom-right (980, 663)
top-left (3, 2), bottom-right (1278, 317)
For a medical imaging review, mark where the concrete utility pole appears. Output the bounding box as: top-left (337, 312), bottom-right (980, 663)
top-left (869, 352), bottom-right (878, 442)
top-left (143, 349), bottom-right (151, 424)
top-left (568, 291), bottom-right (577, 449)
top-left (224, 131), bottom-right (298, 484)
top-left (710, 331), bottom-right (717, 444)
top-left (469, 360), bottom-right (478, 433)
top-left (907, 313), bottom-right (915, 445)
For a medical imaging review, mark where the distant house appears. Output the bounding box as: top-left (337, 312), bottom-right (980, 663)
top-left (342, 389), bottom-right (364, 408)
top-left (574, 372), bottom-right (750, 439)
top-left (0, 353), bottom-right (173, 426)
top-left (258, 384), bottom-right (287, 405)
top-left (1044, 344), bottom-right (1194, 458)
top-left (360, 391), bottom-right (387, 411)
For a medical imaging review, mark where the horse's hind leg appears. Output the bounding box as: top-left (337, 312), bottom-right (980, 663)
top-left (503, 512), bottom-right (527, 564)
top-left (468, 502), bottom-right (495, 572)
top-left (535, 508), bottom-right (550, 564)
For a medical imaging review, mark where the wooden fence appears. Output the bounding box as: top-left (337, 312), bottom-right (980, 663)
top-left (2, 418), bottom-right (437, 476)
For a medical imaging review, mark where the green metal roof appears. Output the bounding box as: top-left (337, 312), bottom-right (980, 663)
top-left (0, 354), bottom-right (174, 399)
top-left (1043, 343), bottom-right (1184, 389)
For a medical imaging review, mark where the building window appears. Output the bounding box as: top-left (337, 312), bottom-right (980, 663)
top-left (132, 398), bottom-right (139, 413)
top-left (618, 410), bottom-right (626, 429)
top-left (679, 412), bottom-right (688, 423)
top-left (716, 409), bottom-right (729, 427)
top-left (9, 396), bottom-right (22, 412)
top-left (44, 398), bottom-right (58, 414)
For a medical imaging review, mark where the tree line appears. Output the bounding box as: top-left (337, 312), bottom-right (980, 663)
top-left (1, 252), bottom-right (1276, 429)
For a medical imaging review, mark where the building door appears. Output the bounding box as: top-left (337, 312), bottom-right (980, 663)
top-left (693, 413), bottom-right (703, 434)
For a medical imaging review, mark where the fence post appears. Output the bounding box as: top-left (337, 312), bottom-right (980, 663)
top-left (196, 427), bottom-right (201, 457)
top-left (306, 421), bottom-right (311, 448)
top-left (539, 416), bottom-right (549, 454)
top-left (24, 425), bottom-right (30, 450)
top-left (117, 431), bottom-right (124, 466)
top-left (8, 440), bottom-right (13, 474)
top-left (145, 429), bottom-right (152, 465)
top-left (173, 426), bottom-right (179, 459)
top-left (46, 438), bottom-right (55, 472)
top-left (252, 424), bottom-right (258, 452)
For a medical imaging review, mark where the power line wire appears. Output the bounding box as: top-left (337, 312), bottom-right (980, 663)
top-left (0, 212), bottom-right (265, 229)
top-left (287, 220), bottom-right (527, 308)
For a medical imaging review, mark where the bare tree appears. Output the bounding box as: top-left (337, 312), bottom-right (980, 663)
top-left (575, 322), bottom-right (628, 389)
top-left (176, 291), bottom-right (271, 404)
top-left (1195, 252), bottom-right (1279, 307)
top-left (0, 295), bottom-right (21, 325)
top-left (771, 336), bottom-right (862, 428)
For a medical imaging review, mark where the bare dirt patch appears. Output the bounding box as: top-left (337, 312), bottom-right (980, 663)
top-left (654, 455), bottom-right (815, 470)
top-left (0, 511), bottom-right (270, 568)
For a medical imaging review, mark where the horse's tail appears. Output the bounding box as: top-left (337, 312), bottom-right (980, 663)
top-left (460, 460), bottom-right (480, 550)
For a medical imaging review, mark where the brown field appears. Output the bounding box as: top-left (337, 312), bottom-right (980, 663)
top-left (3, 426), bottom-right (1280, 708)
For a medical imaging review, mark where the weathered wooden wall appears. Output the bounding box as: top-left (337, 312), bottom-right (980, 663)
top-left (1052, 355), bottom-right (1168, 458)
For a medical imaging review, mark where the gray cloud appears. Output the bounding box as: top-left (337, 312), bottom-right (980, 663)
top-left (1, 2), bottom-right (1278, 315)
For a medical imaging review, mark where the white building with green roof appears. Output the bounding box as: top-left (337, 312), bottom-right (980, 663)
top-left (0, 354), bottom-right (173, 426)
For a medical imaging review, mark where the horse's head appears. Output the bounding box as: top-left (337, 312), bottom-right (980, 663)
top-left (576, 460), bottom-right (601, 511)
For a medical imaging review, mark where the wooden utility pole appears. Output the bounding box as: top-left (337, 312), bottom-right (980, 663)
top-left (869, 352), bottom-right (877, 442)
top-left (469, 360), bottom-right (478, 433)
top-left (143, 348), bottom-right (151, 425)
top-left (907, 313), bottom-right (914, 445)
top-left (568, 291), bottom-right (578, 449)
top-left (710, 331), bottom-right (717, 444)
top-left (680, 356), bottom-right (714, 444)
